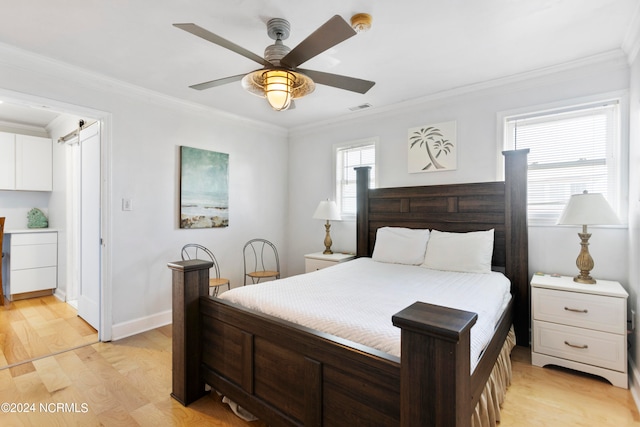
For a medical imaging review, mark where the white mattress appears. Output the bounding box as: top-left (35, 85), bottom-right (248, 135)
top-left (219, 257), bottom-right (511, 371)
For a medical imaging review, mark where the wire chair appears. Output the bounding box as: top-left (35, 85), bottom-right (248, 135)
top-left (243, 238), bottom-right (280, 285)
top-left (181, 243), bottom-right (230, 297)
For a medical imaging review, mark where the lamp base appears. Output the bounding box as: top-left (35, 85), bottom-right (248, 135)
top-left (573, 228), bottom-right (596, 285)
top-left (573, 274), bottom-right (596, 285)
top-left (323, 221), bottom-right (333, 255)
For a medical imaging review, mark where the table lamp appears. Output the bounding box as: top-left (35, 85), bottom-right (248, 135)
top-left (557, 190), bottom-right (620, 284)
top-left (313, 200), bottom-right (341, 254)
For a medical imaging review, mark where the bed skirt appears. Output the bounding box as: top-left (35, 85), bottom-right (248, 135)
top-left (471, 326), bottom-right (516, 427)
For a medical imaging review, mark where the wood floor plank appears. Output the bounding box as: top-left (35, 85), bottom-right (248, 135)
top-left (0, 327), bottom-right (638, 426)
top-left (500, 346), bottom-right (640, 426)
top-left (0, 295), bottom-right (98, 369)
top-left (3, 325), bottom-right (33, 365)
top-left (32, 357), bottom-right (72, 393)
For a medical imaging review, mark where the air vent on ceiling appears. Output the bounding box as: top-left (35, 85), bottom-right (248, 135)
top-left (349, 103), bottom-right (372, 111)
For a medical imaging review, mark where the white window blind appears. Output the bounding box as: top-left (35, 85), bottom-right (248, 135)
top-left (505, 101), bottom-right (620, 225)
top-left (335, 142), bottom-right (376, 217)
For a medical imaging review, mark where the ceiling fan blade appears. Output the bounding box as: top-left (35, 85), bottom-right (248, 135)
top-left (298, 69), bottom-right (375, 94)
top-left (280, 15), bottom-right (356, 68)
top-left (189, 73), bottom-right (247, 91)
top-left (174, 23), bottom-right (271, 67)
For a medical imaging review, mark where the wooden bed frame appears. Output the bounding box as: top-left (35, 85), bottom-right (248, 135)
top-left (168, 149), bottom-right (529, 427)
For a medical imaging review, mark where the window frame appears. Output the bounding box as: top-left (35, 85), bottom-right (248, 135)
top-left (333, 137), bottom-right (378, 220)
top-left (497, 92), bottom-right (628, 227)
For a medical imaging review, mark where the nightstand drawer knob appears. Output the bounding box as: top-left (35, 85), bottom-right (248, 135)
top-left (564, 307), bottom-right (588, 314)
top-left (564, 340), bottom-right (588, 349)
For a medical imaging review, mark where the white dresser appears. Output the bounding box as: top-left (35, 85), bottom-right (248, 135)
top-left (3, 229), bottom-right (58, 300)
top-left (531, 274), bottom-right (628, 388)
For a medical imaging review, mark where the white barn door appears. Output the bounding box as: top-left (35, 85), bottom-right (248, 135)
top-left (77, 122), bottom-right (101, 330)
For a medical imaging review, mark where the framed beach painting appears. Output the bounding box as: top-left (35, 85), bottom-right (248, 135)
top-left (408, 120), bottom-right (457, 173)
top-left (180, 146), bottom-right (229, 229)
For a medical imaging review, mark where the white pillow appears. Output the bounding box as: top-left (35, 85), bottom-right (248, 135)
top-left (422, 229), bottom-right (494, 274)
top-left (372, 227), bottom-right (430, 265)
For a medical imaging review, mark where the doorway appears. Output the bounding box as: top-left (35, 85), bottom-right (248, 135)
top-left (0, 95), bottom-right (111, 369)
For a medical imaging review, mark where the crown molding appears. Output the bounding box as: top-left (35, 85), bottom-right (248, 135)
top-left (290, 50), bottom-right (629, 137)
top-left (0, 120), bottom-right (49, 136)
top-left (0, 42), bottom-right (288, 138)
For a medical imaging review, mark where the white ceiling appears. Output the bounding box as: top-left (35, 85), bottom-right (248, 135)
top-left (0, 0), bottom-right (637, 130)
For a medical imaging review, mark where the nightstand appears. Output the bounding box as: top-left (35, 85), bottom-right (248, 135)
top-left (304, 252), bottom-right (355, 273)
top-left (531, 274), bottom-right (628, 388)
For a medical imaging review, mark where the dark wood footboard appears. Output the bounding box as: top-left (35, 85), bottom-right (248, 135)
top-left (168, 259), bottom-right (509, 426)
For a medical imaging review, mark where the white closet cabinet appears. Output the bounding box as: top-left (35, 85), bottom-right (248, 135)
top-left (0, 132), bottom-right (16, 189)
top-left (0, 132), bottom-right (52, 191)
top-left (5, 230), bottom-right (58, 297)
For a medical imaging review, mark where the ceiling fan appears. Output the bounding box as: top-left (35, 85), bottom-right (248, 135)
top-left (173, 15), bottom-right (375, 111)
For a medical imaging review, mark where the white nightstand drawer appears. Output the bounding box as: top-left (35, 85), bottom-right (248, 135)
top-left (532, 287), bottom-right (625, 334)
top-left (533, 320), bottom-right (626, 372)
top-left (304, 252), bottom-right (355, 273)
top-left (305, 258), bottom-right (335, 272)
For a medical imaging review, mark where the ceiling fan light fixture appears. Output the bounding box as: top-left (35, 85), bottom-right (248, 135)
top-left (242, 68), bottom-right (315, 111)
top-left (264, 69), bottom-right (294, 111)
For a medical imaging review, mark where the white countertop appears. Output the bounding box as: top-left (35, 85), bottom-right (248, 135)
top-left (5, 228), bottom-right (58, 234)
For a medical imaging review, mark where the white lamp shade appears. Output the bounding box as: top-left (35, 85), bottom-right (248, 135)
top-left (313, 200), bottom-right (341, 221)
top-left (557, 191), bottom-right (620, 226)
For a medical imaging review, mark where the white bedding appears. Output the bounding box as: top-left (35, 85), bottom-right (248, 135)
top-left (219, 257), bottom-right (511, 372)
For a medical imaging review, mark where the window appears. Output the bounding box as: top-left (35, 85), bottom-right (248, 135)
top-left (503, 100), bottom-right (621, 225)
top-left (334, 139), bottom-right (377, 218)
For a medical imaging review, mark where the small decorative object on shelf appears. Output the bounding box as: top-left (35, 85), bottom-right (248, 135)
top-left (27, 208), bottom-right (48, 228)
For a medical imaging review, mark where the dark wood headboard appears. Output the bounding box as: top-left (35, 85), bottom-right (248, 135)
top-left (355, 149), bottom-right (530, 345)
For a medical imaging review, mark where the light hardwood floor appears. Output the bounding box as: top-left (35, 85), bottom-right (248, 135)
top-left (0, 295), bottom-right (98, 369)
top-left (0, 325), bottom-right (638, 426)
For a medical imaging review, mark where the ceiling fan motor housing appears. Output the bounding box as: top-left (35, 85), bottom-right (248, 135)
top-left (264, 40), bottom-right (290, 66)
top-left (265, 18), bottom-right (292, 66)
top-left (267, 18), bottom-right (291, 41)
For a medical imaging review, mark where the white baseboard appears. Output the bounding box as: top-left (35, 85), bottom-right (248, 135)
top-left (111, 309), bottom-right (172, 341)
top-left (54, 288), bottom-right (66, 302)
top-left (629, 353), bottom-right (640, 413)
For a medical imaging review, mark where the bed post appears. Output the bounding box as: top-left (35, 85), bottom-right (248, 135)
top-left (355, 166), bottom-right (371, 257)
top-left (167, 259), bottom-right (212, 406)
top-left (392, 302), bottom-right (478, 427)
top-left (503, 149), bottom-right (530, 346)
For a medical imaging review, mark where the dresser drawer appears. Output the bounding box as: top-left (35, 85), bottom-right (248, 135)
top-left (532, 287), bottom-right (625, 334)
top-left (11, 267), bottom-right (57, 294)
top-left (533, 320), bottom-right (625, 372)
top-left (11, 232), bottom-right (57, 246)
top-left (10, 243), bottom-right (57, 270)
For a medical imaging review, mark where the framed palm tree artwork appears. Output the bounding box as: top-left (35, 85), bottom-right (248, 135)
top-left (408, 120), bottom-right (457, 173)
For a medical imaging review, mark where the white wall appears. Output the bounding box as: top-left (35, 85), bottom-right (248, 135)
top-left (628, 41), bottom-right (640, 401)
top-left (0, 44), bottom-right (289, 339)
top-left (287, 52), bottom-right (631, 287)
